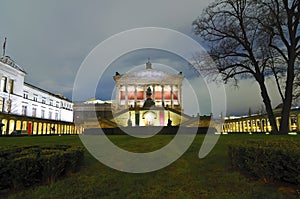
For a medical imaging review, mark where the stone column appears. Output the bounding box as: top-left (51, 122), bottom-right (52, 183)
top-left (143, 86), bottom-right (146, 100)
top-left (125, 85), bottom-right (128, 108)
top-left (260, 119), bottom-right (264, 132)
top-left (178, 84), bottom-right (182, 107)
top-left (0, 74), bottom-right (2, 92)
top-left (6, 120), bottom-right (9, 135)
top-left (161, 85), bottom-right (164, 107)
top-left (134, 85), bottom-right (137, 107)
top-left (116, 85), bottom-right (120, 110)
top-left (171, 85), bottom-right (174, 108)
top-left (153, 85), bottom-right (156, 101)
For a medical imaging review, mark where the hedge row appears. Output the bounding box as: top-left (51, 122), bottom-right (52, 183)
top-left (228, 139), bottom-right (300, 185)
top-left (0, 145), bottom-right (84, 191)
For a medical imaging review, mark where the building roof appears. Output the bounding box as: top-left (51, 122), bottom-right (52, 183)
top-left (24, 82), bottom-right (72, 102)
top-left (83, 98), bottom-right (112, 104)
top-left (113, 61), bottom-right (184, 85)
top-left (0, 56), bottom-right (26, 74)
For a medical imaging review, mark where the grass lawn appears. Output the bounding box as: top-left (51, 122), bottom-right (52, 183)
top-left (0, 134), bottom-right (299, 199)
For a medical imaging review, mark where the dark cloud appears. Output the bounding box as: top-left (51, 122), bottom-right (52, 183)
top-left (0, 0), bottom-right (281, 116)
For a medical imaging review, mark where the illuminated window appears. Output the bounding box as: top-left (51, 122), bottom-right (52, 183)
top-left (22, 105), bottom-right (27, 116)
top-left (32, 107), bottom-right (37, 117)
top-left (0, 98), bottom-right (4, 112)
top-left (290, 117), bottom-right (297, 131)
top-left (1, 76), bottom-right (7, 92)
top-left (8, 79), bottom-right (14, 94)
top-left (41, 110), bottom-right (45, 119)
top-left (291, 117), bottom-right (297, 124)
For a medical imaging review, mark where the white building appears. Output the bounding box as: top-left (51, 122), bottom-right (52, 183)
top-left (113, 60), bottom-right (184, 111)
top-left (0, 55), bottom-right (73, 123)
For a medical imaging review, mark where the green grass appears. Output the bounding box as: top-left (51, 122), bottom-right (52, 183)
top-left (0, 134), bottom-right (299, 199)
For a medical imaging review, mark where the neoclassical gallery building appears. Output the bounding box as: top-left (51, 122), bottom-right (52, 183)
top-left (74, 60), bottom-right (215, 130)
top-left (112, 59), bottom-right (184, 126)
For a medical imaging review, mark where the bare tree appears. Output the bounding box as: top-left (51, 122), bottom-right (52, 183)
top-left (293, 60), bottom-right (300, 103)
top-left (193, 0), bottom-right (279, 133)
top-left (193, 0), bottom-right (300, 134)
top-left (259, 0), bottom-right (300, 134)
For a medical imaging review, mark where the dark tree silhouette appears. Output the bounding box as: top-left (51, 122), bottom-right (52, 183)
top-left (260, 0), bottom-right (300, 134)
top-left (193, 0), bottom-right (300, 134)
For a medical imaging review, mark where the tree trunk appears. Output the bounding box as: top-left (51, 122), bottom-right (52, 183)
top-left (258, 79), bottom-right (279, 134)
top-left (279, 60), bottom-right (295, 134)
top-left (280, 101), bottom-right (291, 134)
top-left (275, 0), bottom-right (298, 134)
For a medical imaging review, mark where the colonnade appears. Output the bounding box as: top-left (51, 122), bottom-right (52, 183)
top-left (115, 84), bottom-right (182, 110)
top-left (223, 114), bottom-right (299, 133)
top-left (0, 113), bottom-right (83, 135)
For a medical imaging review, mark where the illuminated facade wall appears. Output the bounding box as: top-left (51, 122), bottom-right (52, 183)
top-left (117, 84), bottom-right (181, 109)
top-left (113, 109), bottom-right (186, 127)
top-left (0, 56), bottom-right (73, 124)
top-left (23, 83), bottom-right (73, 122)
top-left (223, 108), bottom-right (300, 133)
top-left (75, 61), bottom-right (214, 129)
top-left (113, 60), bottom-right (184, 112)
top-left (0, 56), bottom-right (26, 115)
top-left (112, 60), bottom-right (185, 126)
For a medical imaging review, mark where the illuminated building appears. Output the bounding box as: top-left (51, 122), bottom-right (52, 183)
top-left (112, 59), bottom-right (184, 126)
top-left (0, 55), bottom-right (75, 135)
top-left (74, 60), bottom-right (216, 129)
top-left (222, 105), bottom-right (300, 134)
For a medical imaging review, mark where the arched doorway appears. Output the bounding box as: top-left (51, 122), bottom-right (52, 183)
top-left (143, 111), bottom-right (157, 126)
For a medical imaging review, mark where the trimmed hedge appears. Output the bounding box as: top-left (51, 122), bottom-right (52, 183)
top-left (0, 145), bottom-right (84, 191)
top-left (228, 139), bottom-right (300, 185)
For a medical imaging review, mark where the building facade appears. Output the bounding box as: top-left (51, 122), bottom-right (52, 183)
top-left (74, 60), bottom-right (215, 130)
top-left (0, 55), bottom-right (75, 135)
top-left (111, 59), bottom-right (187, 127)
top-left (22, 83), bottom-right (73, 122)
top-left (222, 107), bottom-right (300, 134)
top-left (113, 60), bottom-right (183, 111)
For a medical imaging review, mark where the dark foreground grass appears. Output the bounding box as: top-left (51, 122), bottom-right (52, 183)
top-left (0, 134), bottom-right (299, 199)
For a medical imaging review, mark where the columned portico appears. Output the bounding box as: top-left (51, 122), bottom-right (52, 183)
top-left (113, 61), bottom-right (183, 112)
top-left (114, 84), bottom-right (182, 110)
top-left (113, 59), bottom-right (184, 126)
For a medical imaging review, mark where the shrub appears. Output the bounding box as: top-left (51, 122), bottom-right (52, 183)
top-left (63, 148), bottom-right (84, 172)
top-left (11, 154), bottom-right (41, 188)
top-left (0, 145), bottom-right (84, 191)
top-left (39, 152), bottom-right (66, 183)
top-left (228, 139), bottom-right (300, 185)
top-left (0, 158), bottom-right (11, 190)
